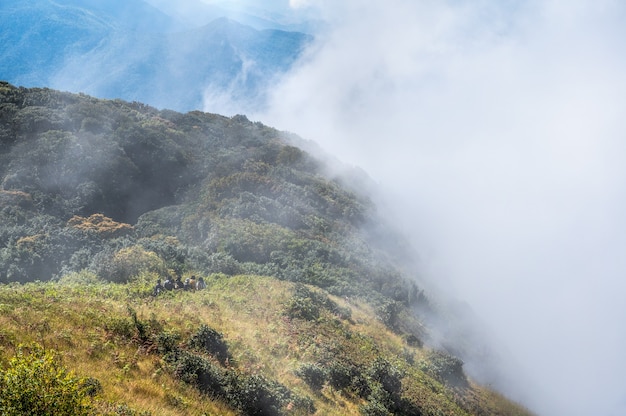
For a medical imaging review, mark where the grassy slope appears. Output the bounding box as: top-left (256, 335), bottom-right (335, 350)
top-left (0, 274), bottom-right (532, 416)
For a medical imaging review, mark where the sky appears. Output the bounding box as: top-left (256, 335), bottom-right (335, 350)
top-left (217, 1), bottom-right (626, 415)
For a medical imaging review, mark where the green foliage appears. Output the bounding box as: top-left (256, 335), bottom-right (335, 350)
top-left (359, 398), bottom-right (393, 416)
top-left (295, 363), bottom-right (327, 391)
top-left (0, 272), bottom-right (531, 416)
top-left (165, 348), bottom-right (313, 415)
top-left (90, 246), bottom-right (167, 283)
top-left (104, 316), bottom-right (135, 340)
top-left (79, 377), bottom-right (103, 397)
top-left (326, 360), bottom-right (360, 391)
top-left (376, 300), bottom-right (402, 330)
top-left (155, 331), bottom-right (181, 355)
top-left (188, 324), bottom-right (231, 365)
top-left (420, 350), bottom-right (468, 388)
top-left (57, 269), bottom-right (102, 285)
top-left (367, 358), bottom-right (403, 396)
top-left (167, 349), bottom-right (226, 394)
top-left (285, 284), bottom-right (352, 321)
top-left (0, 84), bottom-right (426, 326)
top-left (0, 343), bottom-right (94, 416)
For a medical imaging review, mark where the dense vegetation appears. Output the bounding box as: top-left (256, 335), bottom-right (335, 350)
top-left (0, 83), bottom-right (532, 415)
top-left (0, 81), bottom-right (419, 308)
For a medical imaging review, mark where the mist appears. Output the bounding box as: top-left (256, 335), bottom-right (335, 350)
top-left (241, 1), bottom-right (626, 415)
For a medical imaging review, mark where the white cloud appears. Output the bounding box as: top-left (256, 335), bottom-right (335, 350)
top-left (288, 0), bottom-right (311, 9)
top-left (256, 1), bottom-right (626, 415)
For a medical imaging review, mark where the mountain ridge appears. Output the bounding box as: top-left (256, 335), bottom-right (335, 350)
top-left (0, 83), bottom-right (533, 415)
top-left (0, 1), bottom-right (311, 112)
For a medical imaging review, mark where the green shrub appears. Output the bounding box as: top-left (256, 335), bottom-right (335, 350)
top-left (286, 295), bottom-right (320, 320)
top-left (90, 246), bottom-right (167, 283)
top-left (359, 398), bottom-right (393, 416)
top-left (285, 284), bottom-right (352, 321)
top-left (367, 358), bottom-right (403, 396)
top-left (228, 373), bottom-right (287, 416)
top-left (295, 363), bottom-right (327, 391)
top-left (188, 324), bottom-right (231, 365)
top-left (376, 300), bottom-right (401, 330)
top-left (420, 350), bottom-right (468, 387)
top-left (326, 360), bottom-right (358, 391)
top-left (57, 269), bottom-right (101, 285)
top-left (0, 343), bottom-right (94, 416)
top-left (166, 348), bottom-right (309, 415)
top-left (103, 316), bottom-right (135, 340)
top-left (79, 377), bottom-right (103, 397)
top-left (155, 331), bottom-right (181, 355)
top-left (289, 393), bottom-right (316, 414)
top-left (167, 350), bottom-right (227, 396)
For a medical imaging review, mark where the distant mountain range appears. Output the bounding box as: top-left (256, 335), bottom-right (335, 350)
top-left (144, 0), bottom-right (324, 33)
top-left (0, 0), bottom-right (312, 112)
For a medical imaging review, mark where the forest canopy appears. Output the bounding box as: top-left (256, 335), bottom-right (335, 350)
top-left (0, 82), bottom-right (421, 309)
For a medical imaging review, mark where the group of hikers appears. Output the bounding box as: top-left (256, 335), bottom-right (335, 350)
top-left (153, 275), bottom-right (206, 296)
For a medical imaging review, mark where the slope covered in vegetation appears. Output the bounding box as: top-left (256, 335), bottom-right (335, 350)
top-left (0, 83), bottom-right (532, 415)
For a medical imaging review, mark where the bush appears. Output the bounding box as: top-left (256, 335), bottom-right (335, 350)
top-left (155, 331), bottom-right (181, 355)
top-left (228, 373), bottom-right (288, 416)
top-left (359, 398), bottom-right (393, 416)
top-left (79, 377), bottom-right (103, 397)
top-left (0, 343), bottom-right (94, 416)
top-left (290, 394), bottom-right (316, 414)
top-left (376, 300), bottom-right (401, 330)
top-left (167, 350), bottom-right (227, 397)
top-left (188, 324), bottom-right (231, 365)
top-left (295, 363), bottom-right (327, 391)
top-left (367, 358), bottom-right (403, 396)
top-left (285, 295), bottom-right (320, 320)
top-left (285, 284), bottom-right (352, 321)
top-left (420, 350), bottom-right (468, 387)
top-left (90, 246), bottom-right (167, 283)
top-left (165, 348), bottom-right (310, 415)
top-left (326, 360), bottom-right (358, 391)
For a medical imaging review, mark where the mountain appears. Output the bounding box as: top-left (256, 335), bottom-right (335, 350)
top-left (144, 0), bottom-right (322, 33)
top-left (0, 0), bottom-right (311, 112)
top-left (0, 83), bottom-right (533, 415)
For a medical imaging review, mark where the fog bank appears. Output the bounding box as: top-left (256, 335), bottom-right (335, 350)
top-left (251, 1), bottom-right (626, 415)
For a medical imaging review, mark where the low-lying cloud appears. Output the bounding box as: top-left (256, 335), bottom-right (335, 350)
top-left (252, 1), bottom-right (626, 415)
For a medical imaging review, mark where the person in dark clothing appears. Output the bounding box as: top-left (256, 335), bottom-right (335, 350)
top-left (153, 279), bottom-right (163, 296)
top-left (175, 275), bottom-right (184, 290)
top-left (196, 276), bottom-right (206, 290)
top-left (163, 277), bottom-right (174, 291)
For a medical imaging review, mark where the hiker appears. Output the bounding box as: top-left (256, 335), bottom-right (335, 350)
top-left (183, 277), bottom-right (191, 291)
top-left (189, 275), bottom-right (197, 291)
top-left (196, 276), bottom-right (206, 290)
top-left (174, 275), bottom-right (184, 290)
top-left (163, 277), bottom-right (174, 291)
top-left (153, 279), bottom-right (163, 296)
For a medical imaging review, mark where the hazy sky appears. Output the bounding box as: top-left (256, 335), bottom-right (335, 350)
top-left (238, 1), bottom-right (626, 415)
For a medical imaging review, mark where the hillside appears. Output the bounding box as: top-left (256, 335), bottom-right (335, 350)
top-left (0, 83), bottom-right (533, 415)
top-left (0, 1), bottom-right (311, 112)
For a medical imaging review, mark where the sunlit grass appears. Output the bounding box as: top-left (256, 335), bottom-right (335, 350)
top-left (0, 275), bottom-right (534, 415)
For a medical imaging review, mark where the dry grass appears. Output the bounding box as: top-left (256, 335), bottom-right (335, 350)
top-left (0, 276), bottom-right (534, 416)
